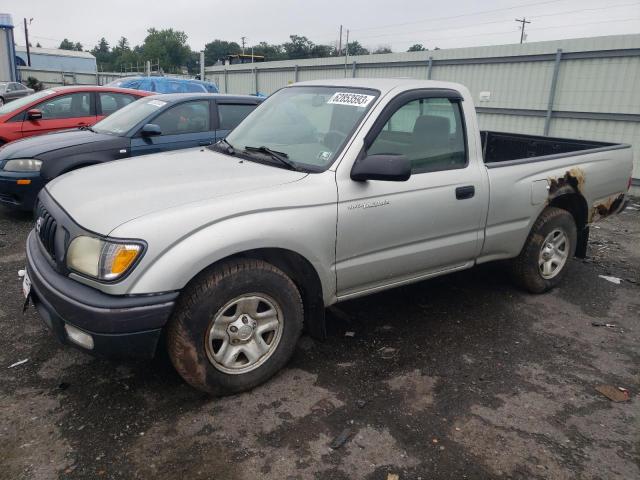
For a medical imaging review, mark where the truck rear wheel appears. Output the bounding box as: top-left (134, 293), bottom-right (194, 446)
top-left (509, 207), bottom-right (577, 293)
top-left (166, 259), bottom-right (303, 395)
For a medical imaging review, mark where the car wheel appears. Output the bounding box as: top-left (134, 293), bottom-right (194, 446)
top-left (509, 207), bottom-right (577, 293)
top-left (167, 258), bottom-right (304, 395)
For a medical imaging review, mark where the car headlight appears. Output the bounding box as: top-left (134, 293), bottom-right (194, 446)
top-left (3, 159), bottom-right (42, 172)
top-left (66, 236), bottom-right (144, 281)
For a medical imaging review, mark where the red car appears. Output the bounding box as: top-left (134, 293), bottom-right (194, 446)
top-left (0, 86), bottom-right (152, 145)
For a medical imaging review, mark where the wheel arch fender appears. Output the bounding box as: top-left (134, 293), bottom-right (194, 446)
top-left (547, 188), bottom-right (589, 258)
top-left (126, 218), bottom-right (337, 339)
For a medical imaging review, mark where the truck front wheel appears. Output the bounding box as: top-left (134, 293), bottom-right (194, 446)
top-left (167, 259), bottom-right (304, 395)
top-left (509, 207), bottom-right (577, 293)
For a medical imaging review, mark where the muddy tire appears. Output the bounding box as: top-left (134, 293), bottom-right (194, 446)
top-left (509, 207), bottom-right (577, 294)
top-left (166, 258), bottom-right (303, 396)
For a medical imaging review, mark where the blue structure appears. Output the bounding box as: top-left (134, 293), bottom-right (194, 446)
top-left (15, 46), bottom-right (97, 73)
top-left (0, 14), bottom-right (18, 81)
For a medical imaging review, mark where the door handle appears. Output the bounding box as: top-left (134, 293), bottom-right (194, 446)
top-left (455, 185), bottom-right (475, 200)
top-left (198, 140), bottom-right (213, 146)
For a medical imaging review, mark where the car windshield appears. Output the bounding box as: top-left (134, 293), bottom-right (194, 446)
top-left (224, 86), bottom-right (379, 171)
top-left (0, 89), bottom-right (54, 115)
top-left (92, 97), bottom-right (169, 135)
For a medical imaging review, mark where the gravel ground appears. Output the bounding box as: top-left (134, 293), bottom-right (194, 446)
top-left (0, 200), bottom-right (638, 480)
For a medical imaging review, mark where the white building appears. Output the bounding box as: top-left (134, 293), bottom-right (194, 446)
top-left (15, 45), bottom-right (96, 73)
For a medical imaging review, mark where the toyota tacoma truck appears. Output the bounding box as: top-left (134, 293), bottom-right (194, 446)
top-left (22, 79), bottom-right (633, 395)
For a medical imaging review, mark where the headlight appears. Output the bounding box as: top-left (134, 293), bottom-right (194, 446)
top-left (3, 159), bottom-right (42, 172)
top-left (66, 236), bottom-right (144, 281)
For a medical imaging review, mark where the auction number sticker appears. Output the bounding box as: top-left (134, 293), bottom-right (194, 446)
top-left (147, 100), bottom-right (167, 108)
top-left (328, 92), bottom-right (375, 107)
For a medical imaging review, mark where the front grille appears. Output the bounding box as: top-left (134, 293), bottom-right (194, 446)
top-left (35, 201), bottom-right (58, 260)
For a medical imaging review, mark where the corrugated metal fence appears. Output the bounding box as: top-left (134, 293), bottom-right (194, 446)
top-left (205, 34), bottom-right (640, 181)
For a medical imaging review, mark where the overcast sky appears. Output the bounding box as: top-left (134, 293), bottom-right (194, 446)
top-left (8, 0), bottom-right (640, 53)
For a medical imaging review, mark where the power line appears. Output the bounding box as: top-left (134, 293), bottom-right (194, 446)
top-left (371, 15), bottom-right (640, 47)
top-left (350, 3), bottom-right (640, 42)
top-left (349, 0), bottom-right (569, 33)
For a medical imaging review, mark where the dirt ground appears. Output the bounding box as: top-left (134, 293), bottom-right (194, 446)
top-left (0, 200), bottom-right (638, 480)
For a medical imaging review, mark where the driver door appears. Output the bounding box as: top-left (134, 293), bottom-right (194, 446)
top-left (335, 90), bottom-right (488, 298)
top-left (21, 92), bottom-right (96, 137)
top-left (130, 100), bottom-right (216, 155)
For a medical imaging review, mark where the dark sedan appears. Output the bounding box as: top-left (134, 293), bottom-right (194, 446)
top-left (0, 82), bottom-right (34, 106)
top-left (0, 93), bottom-right (263, 211)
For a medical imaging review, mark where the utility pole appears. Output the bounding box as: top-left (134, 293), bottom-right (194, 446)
top-left (23, 18), bottom-right (32, 66)
top-left (241, 36), bottom-right (246, 55)
top-left (515, 17), bottom-right (531, 44)
top-left (338, 25), bottom-right (343, 56)
top-left (344, 29), bottom-right (349, 77)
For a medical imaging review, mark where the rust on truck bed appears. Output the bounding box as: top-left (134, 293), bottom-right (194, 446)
top-left (547, 168), bottom-right (586, 196)
top-left (547, 168), bottom-right (626, 223)
top-left (590, 193), bottom-right (626, 223)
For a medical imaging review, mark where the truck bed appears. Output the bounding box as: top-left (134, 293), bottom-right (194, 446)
top-left (481, 131), bottom-right (626, 166)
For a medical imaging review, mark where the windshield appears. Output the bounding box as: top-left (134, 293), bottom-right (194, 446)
top-left (225, 86), bottom-right (378, 171)
top-left (92, 97), bottom-right (169, 135)
top-left (0, 89), bottom-right (55, 115)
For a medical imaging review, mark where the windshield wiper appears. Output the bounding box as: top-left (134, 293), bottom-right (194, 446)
top-left (79, 125), bottom-right (95, 132)
top-left (243, 145), bottom-right (299, 171)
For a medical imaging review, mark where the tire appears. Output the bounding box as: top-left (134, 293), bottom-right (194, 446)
top-left (509, 207), bottom-right (577, 293)
top-left (167, 258), bottom-right (304, 395)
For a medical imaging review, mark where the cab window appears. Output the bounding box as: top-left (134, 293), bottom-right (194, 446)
top-left (368, 97), bottom-right (467, 174)
top-left (35, 92), bottom-right (92, 119)
top-left (99, 92), bottom-right (137, 116)
top-left (152, 101), bottom-right (210, 135)
top-left (218, 103), bottom-right (258, 130)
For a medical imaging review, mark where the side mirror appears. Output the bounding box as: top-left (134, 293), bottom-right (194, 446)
top-left (140, 123), bottom-right (162, 136)
top-left (351, 154), bottom-right (411, 182)
top-left (27, 109), bottom-right (43, 120)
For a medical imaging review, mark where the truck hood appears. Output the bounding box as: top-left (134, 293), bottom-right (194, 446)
top-left (46, 147), bottom-right (308, 234)
top-left (0, 129), bottom-right (113, 161)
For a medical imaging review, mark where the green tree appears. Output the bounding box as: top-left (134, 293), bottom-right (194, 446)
top-left (91, 37), bottom-right (111, 70)
top-left (141, 28), bottom-right (191, 72)
top-left (311, 44), bottom-right (335, 58)
top-left (59, 38), bottom-right (84, 51)
top-left (204, 39), bottom-right (241, 64)
top-left (346, 41), bottom-right (369, 56)
top-left (25, 76), bottom-right (44, 91)
top-left (283, 35), bottom-right (314, 59)
top-left (110, 36), bottom-right (142, 72)
top-left (407, 44), bottom-right (426, 52)
top-left (251, 41), bottom-right (286, 61)
top-left (372, 46), bottom-right (392, 54)
top-left (59, 38), bottom-right (76, 50)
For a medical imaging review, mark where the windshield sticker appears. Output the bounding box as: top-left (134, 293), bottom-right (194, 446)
top-left (147, 100), bottom-right (167, 108)
top-left (327, 92), bottom-right (375, 107)
top-left (317, 151), bottom-right (332, 162)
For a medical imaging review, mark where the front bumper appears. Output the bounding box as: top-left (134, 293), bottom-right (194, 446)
top-left (26, 231), bottom-right (178, 358)
top-left (0, 172), bottom-right (44, 211)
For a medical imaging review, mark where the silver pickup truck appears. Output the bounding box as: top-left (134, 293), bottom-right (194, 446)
top-left (23, 79), bottom-right (633, 395)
